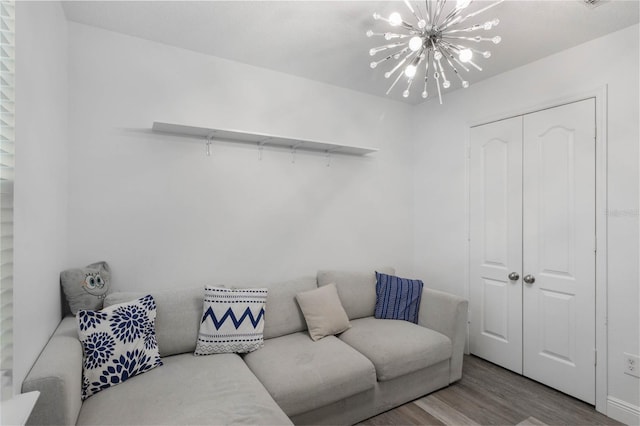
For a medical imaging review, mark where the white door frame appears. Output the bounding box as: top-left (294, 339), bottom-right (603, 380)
top-left (464, 85), bottom-right (608, 414)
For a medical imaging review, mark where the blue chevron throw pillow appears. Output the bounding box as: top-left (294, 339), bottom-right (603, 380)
top-left (195, 286), bottom-right (268, 355)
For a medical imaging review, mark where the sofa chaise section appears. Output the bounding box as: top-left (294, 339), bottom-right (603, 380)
top-left (76, 352), bottom-right (291, 425)
top-left (22, 285), bottom-right (293, 426)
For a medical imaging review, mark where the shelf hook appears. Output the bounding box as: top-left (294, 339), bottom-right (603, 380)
top-left (205, 133), bottom-right (215, 157)
top-left (291, 142), bottom-right (303, 164)
top-left (325, 148), bottom-right (341, 167)
top-left (257, 138), bottom-right (271, 161)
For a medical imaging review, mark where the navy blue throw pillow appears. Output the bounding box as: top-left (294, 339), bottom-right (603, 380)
top-left (374, 271), bottom-right (424, 324)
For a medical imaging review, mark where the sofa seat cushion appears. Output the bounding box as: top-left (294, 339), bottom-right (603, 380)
top-left (243, 332), bottom-right (376, 417)
top-left (76, 352), bottom-right (291, 425)
top-left (339, 317), bottom-right (452, 382)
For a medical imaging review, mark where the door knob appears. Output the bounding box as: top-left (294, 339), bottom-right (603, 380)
top-left (523, 274), bottom-right (536, 284)
top-left (508, 272), bottom-right (520, 281)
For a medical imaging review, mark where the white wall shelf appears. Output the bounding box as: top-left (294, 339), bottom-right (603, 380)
top-left (152, 122), bottom-right (378, 156)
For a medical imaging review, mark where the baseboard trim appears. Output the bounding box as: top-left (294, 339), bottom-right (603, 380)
top-left (607, 396), bottom-right (640, 425)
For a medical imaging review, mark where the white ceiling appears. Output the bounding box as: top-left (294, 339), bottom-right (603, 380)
top-left (61, 0), bottom-right (639, 104)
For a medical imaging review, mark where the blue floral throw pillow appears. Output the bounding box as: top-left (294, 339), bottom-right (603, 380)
top-left (77, 295), bottom-right (163, 400)
top-left (374, 271), bottom-right (424, 324)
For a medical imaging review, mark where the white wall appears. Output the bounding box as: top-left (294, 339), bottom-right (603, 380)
top-left (412, 24), bottom-right (639, 418)
top-left (14, 2), bottom-right (68, 393)
top-left (66, 23), bottom-right (415, 293)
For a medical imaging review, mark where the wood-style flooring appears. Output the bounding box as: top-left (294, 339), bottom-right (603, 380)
top-left (359, 355), bottom-right (621, 426)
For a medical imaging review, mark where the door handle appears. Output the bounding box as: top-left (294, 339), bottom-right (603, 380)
top-left (508, 272), bottom-right (520, 281)
top-left (523, 274), bottom-right (535, 284)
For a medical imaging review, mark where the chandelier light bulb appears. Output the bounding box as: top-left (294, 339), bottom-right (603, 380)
top-left (458, 48), bottom-right (473, 63)
top-left (370, 62), bottom-right (377, 69)
top-left (434, 51), bottom-right (443, 60)
top-left (462, 81), bottom-right (469, 88)
top-left (422, 90), bottom-right (428, 99)
top-left (373, 12), bottom-right (381, 20)
top-left (483, 51), bottom-right (492, 58)
top-left (404, 64), bottom-right (417, 78)
top-left (443, 80), bottom-right (451, 89)
top-left (409, 36), bottom-right (423, 52)
top-left (492, 36), bottom-right (502, 44)
top-left (403, 90), bottom-right (410, 98)
top-left (389, 12), bottom-right (403, 26)
top-left (483, 19), bottom-right (500, 30)
top-left (384, 72), bottom-right (392, 79)
top-left (418, 19), bottom-right (427, 29)
top-left (369, 48), bottom-right (377, 56)
top-left (366, 30), bottom-right (374, 37)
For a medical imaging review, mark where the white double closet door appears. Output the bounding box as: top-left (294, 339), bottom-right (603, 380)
top-left (469, 99), bottom-right (596, 404)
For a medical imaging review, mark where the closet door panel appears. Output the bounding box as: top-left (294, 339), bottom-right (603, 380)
top-left (522, 98), bottom-right (596, 404)
top-left (469, 116), bottom-right (523, 374)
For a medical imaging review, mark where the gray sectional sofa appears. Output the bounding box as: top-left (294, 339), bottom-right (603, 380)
top-left (23, 269), bottom-right (468, 425)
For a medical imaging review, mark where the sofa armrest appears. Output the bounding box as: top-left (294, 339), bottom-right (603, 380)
top-left (418, 288), bottom-right (468, 383)
top-left (22, 316), bottom-right (83, 426)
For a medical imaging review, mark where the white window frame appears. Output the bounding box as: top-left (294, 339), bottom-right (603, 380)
top-left (0, 0), bottom-right (15, 401)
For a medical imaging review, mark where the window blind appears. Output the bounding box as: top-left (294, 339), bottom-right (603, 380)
top-left (0, 0), bottom-right (14, 401)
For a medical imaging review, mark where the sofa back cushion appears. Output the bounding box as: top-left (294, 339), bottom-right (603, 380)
top-left (103, 276), bottom-right (317, 350)
top-left (317, 268), bottom-right (395, 320)
top-left (104, 287), bottom-right (203, 357)
top-left (236, 277), bottom-right (317, 339)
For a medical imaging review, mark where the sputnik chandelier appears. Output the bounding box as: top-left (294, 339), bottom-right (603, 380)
top-left (367, 0), bottom-right (504, 104)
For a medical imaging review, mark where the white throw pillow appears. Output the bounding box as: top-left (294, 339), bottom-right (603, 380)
top-left (296, 283), bottom-right (351, 341)
top-left (195, 286), bottom-right (268, 355)
top-left (77, 295), bottom-right (163, 400)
